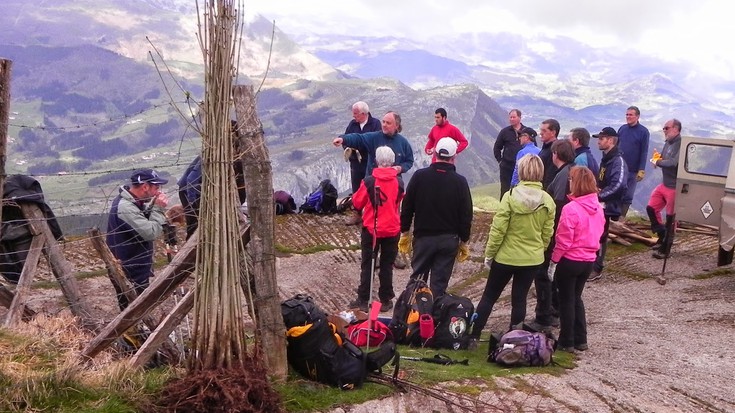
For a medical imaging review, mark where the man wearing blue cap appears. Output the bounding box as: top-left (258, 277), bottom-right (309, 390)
top-left (107, 169), bottom-right (169, 308)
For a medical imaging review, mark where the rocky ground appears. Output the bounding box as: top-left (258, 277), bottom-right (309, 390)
top-left (2, 211), bottom-right (735, 412)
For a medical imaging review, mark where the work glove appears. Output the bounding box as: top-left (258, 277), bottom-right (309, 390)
top-left (636, 170), bottom-right (645, 182)
top-left (484, 257), bottom-right (493, 269)
top-left (547, 262), bottom-right (558, 282)
top-left (398, 232), bottom-right (412, 255)
top-left (456, 242), bottom-right (469, 262)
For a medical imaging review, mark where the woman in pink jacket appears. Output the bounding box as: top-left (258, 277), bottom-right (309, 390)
top-left (548, 166), bottom-right (605, 352)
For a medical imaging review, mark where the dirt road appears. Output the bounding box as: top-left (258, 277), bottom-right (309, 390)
top-left (4, 212), bottom-right (734, 412)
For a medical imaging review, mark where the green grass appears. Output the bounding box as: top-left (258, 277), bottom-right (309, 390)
top-left (275, 341), bottom-right (575, 412)
top-left (471, 183), bottom-right (501, 212)
top-left (693, 267), bottom-right (735, 280)
top-left (274, 243), bottom-right (362, 255)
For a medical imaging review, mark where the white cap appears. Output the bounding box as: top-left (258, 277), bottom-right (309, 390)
top-left (436, 137), bottom-right (458, 157)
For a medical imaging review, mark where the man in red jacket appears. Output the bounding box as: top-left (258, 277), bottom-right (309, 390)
top-left (349, 146), bottom-right (405, 312)
top-left (425, 108), bottom-right (468, 162)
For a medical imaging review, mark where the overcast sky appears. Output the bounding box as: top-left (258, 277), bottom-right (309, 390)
top-left (246, 0), bottom-right (734, 82)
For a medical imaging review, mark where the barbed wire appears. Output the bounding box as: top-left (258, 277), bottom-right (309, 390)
top-left (7, 101), bottom-right (193, 131)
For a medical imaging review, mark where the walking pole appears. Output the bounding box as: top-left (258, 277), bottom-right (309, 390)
top-left (366, 185), bottom-right (382, 351)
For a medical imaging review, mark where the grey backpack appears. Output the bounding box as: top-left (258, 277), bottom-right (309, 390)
top-left (488, 330), bottom-right (555, 367)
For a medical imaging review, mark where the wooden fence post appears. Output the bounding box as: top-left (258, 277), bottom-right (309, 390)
top-left (233, 84), bottom-right (287, 379)
top-left (0, 59), bottom-right (12, 230)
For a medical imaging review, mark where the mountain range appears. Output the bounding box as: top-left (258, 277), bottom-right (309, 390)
top-left (1, 0), bottom-right (729, 216)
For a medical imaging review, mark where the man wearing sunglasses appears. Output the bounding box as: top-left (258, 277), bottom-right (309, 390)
top-left (646, 120), bottom-right (682, 259)
top-left (107, 169), bottom-right (169, 309)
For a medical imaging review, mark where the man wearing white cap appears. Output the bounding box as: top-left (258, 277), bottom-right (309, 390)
top-left (399, 138), bottom-right (473, 297)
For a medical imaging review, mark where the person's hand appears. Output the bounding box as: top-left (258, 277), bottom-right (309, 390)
top-left (636, 170), bottom-right (645, 182)
top-left (547, 262), bottom-right (557, 281)
top-left (332, 137), bottom-right (344, 147)
top-left (393, 165), bottom-right (402, 173)
top-left (425, 148), bottom-right (434, 155)
top-left (456, 242), bottom-right (469, 262)
top-left (154, 193), bottom-right (169, 208)
top-left (484, 257), bottom-right (493, 269)
top-left (398, 232), bottom-right (412, 254)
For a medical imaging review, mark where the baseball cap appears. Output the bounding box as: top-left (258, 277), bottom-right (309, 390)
top-left (518, 127), bottom-right (537, 139)
top-left (436, 137), bottom-right (458, 157)
top-left (131, 169), bottom-right (168, 185)
top-left (592, 127), bottom-right (618, 138)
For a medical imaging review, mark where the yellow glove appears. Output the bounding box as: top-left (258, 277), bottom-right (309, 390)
top-left (650, 149), bottom-right (662, 164)
top-left (398, 232), bottom-right (412, 255)
top-left (636, 170), bottom-right (645, 182)
top-left (456, 242), bottom-right (469, 262)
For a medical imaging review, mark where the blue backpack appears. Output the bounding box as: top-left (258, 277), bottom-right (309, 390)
top-left (300, 179), bottom-right (338, 214)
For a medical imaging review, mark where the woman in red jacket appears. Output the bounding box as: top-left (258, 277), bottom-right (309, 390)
top-left (349, 146), bottom-right (405, 312)
top-left (549, 166), bottom-right (606, 352)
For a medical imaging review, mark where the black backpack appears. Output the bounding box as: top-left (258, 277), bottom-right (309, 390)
top-left (300, 179), bottom-right (338, 214)
top-left (389, 278), bottom-right (434, 346)
top-left (426, 294), bottom-right (474, 350)
top-left (281, 295), bottom-right (396, 389)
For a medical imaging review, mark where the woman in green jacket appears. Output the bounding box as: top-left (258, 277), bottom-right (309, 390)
top-left (469, 154), bottom-right (556, 344)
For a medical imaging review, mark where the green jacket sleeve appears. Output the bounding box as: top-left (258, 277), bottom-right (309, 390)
top-left (117, 199), bottom-right (166, 242)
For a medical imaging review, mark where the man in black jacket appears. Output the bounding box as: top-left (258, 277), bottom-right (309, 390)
top-left (399, 138), bottom-right (473, 297)
top-left (493, 109), bottom-right (526, 199)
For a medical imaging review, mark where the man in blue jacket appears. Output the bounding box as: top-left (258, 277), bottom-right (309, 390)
top-left (343, 101), bottom-right (382, 225)
top-left (590, 127), bottom-right (628, 281)
top-left (332, 111), bottom-right (414, 177)
top-left (617, 106), bottom-right (650, 218)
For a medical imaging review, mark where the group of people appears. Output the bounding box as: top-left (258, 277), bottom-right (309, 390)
top-left (335, 102), bottom-right (682, 353)
top-left (332, 104), bottom-right (472, 312)
top-left (103, 101), bottom-right (682, 354)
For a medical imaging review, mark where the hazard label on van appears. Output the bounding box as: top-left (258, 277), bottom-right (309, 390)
top-left (701, 201), bottom-right (713, 219)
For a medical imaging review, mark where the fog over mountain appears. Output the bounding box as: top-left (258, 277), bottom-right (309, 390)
top-left (1, 0), bottom-right (730, 215)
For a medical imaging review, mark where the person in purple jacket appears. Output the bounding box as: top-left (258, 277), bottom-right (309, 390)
top-left (617, 106), bottom-right (650, 219)
top-left (548, 166), bottom-right (606, 352)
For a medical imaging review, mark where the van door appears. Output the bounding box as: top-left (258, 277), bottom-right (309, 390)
top-left (675, 136), bottom-right (735, 265)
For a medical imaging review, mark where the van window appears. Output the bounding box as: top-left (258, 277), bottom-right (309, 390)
top-left (685, 143), bottom-right (730, 177)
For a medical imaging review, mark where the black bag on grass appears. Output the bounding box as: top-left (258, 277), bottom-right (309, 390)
top-left (426, 294), bottom-right (474, 350)
top-left (281, 294), bottom-right (397, 389)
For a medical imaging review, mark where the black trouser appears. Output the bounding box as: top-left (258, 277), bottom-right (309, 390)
top-left (114, 279), bottom-right (149, 312)
top-left (593, 215), bottom-right (617, 273)
top-left (409, 234), bottom-right (460, 298)
top-left (470, 261), bottom-right (540, 338)
top-left (350, 159), bottom-right (368, 194)
top-left (357, 228), bottom-right (399, 303)
top-left (499, 163), bottom-right (514, 200)
top-left (534, 245), bottom-right (558, 325)
top-left (555, 258), bottom-right (593, 348)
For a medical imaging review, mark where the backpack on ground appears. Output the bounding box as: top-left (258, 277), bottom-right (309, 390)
top-left (488, 329), bottom-right (556, 367)
top-left (281, 294), bottom-right (396, 389)
top-left (426, 294), bottom-right (474, 350)
top-left (299, 179), bottom-right (338, 214)
top-left (274, 190), bottom-right (297, 215)
top-left (389, 278), bottom-right (434, 346)
top-left (336, 194), bottom-right (353, 213)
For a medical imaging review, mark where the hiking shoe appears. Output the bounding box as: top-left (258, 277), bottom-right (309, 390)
top-left (467, 337), bottom-right (479, 351)
top-left (526, 320), bottom-right (552, 334)
top-left (393, 255), bottom-right (407, 269)
top-left (558, 346), bottom-right (577, 353)
top-left (652, 251), bottom-right (670, 259)
top-left (588, 271), bottom-right (602, 282)
top-left (550, 316), bottom-right (560, 327)
top-left (379, 300), bottom-right (393, 312)
top-left (348, 299), bottom-right (368, 312)
top-left (575, 343), bottom-right (589, 351)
